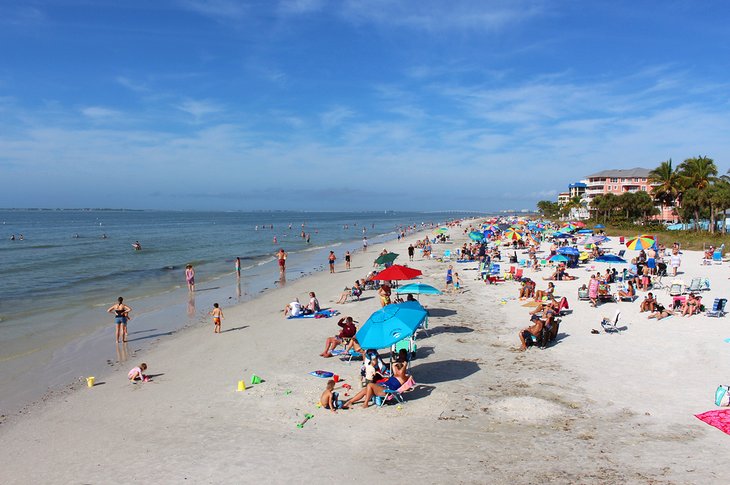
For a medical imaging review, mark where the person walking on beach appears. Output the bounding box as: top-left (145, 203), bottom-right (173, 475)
top-left (108, 297), bottom-right (132, 343)
top-left (235, 257), bottom-right (241, 278)
top-left (344, 251), bottom-right (351, 270)
top-left (277, 248), bottom-right (288, 273)
top-left (362, 236), bottom-right (368, 252)
top-left (185, 264), bottom-right (195, 292)
top-left (408, 244), bottom-right (415, 261)
top-left (329, 251), bottom-right (337, 273)
top-left (445, 265), bottom-right (454, 293)
top-left (210, 303), bottom-right (224, 333)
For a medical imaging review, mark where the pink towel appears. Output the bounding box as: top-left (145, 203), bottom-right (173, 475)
top-left (695, 409), bottom-right (730, 435)
top-left (397, 376), bottom-right (416, 393)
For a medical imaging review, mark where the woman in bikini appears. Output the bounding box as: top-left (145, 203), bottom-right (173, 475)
top-left (107, 297), bottom-right (132, 343)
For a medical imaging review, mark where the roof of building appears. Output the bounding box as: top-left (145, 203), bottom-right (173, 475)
top-left (586, 167), bottom-right (651, 179)
top-left (569, 182), bottom-right (587, 188)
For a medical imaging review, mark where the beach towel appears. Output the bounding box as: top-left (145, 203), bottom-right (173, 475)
top-left (288, 309), bottom-right (339, 319)
top-left (695, 409), bottom-right (730, 435)
top-left (309, 370), bottom-right (334, 378)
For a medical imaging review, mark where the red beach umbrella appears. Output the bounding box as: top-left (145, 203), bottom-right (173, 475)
top-left (371, 265), bottom-right (422, 281)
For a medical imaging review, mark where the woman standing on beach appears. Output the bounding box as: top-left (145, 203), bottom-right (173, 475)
top-left (185, 265), bottom-right (195, 292)
top-left (344, 251), bottom-right (351, 270)
top-left (328, 251), bottom-right (337, 274)
top-left (107, 297), bottom-right (131, 343)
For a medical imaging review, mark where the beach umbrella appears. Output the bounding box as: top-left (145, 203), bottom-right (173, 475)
top-left (469, 231), bottom-right (484, 241)
top-left (594, 255), bottom-right (627, 264)
top-left (394, 283), bottom-right (442, 296)
top-left (576, 229), bottom-right (593, 234)
top-left (581, 235), bottom-right (607, 246)
top-left (374, 252), bottom-right (399, 265)
top-left (572, 221), bottom-right (586, 228)
top-left (356, 301), bottom-right (427, 350)
top-left (553, 233), bottom-right (572, 239)
top-left (594, 224), bottom-right (605, 229)
top-left (549, 254), bottom-right (569, 262)
top-left (626, 236), bottom-right (655, 250)
top-left (497, 223), bottom-right (510, 230)
top-left (557, 247), bottom-right (580, 256)
top-left (371, 264), bottom-right (422, 281)
top-left (434, 227), bottom-right (448, 234)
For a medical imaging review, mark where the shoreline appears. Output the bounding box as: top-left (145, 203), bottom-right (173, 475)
top-left (0, 220), bottom-right (455, 418)
top-left (4, 222), bottom-right (729, 483)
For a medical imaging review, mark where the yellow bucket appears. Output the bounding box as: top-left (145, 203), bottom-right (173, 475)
top-left (237, 380), bottom-right (246, 392)
top-left (86, 377), bottom-right (95, 388)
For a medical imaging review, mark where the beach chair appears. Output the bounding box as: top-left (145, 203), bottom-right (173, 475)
top-left (687, 277), bottom-right (702, 293)
top-left (391, 335), bottom-right (417, 360)
top-left (706, 298), bottom-right (727, 317)
top-left (376, 376), bottom-right (416, 407)
top-left (578, 287), bottom-right (590, 301)
top-left (668, 280), bottom-right (685, 296)
top-left (700, 278), bottom-right (711, 291)
top-left (601, 310), bottom-right (625, 333)
top-left (713, 251), bottom-right (723, 264)
top-left (490, 263), bottom-right (501, 276)
top-left (443, 249), bottom-right (452, 262)
top-left (514, 268), bottom-right (524, 280)
top-left (617, 250), bottom-right (626, 258)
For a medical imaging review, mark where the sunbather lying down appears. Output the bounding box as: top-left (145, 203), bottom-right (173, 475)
top-left (343, 356), bottom-right (413, 409)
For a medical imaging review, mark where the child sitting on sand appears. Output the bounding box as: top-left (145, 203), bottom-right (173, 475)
top-left (210, 303), bottom-right (224, 333)
top-left (128, 363), bottom-right (148, 382)
top-left (320, 379), bottom-right (343, 412)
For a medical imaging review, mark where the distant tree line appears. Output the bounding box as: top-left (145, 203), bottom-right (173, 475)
top-left (536, 156), bottom-right (730, 233)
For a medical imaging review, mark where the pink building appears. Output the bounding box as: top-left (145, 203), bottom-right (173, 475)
top-left (585, 167), bottom-right (676, 221)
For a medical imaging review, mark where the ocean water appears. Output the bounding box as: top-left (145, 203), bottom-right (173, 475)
top-left (0, 210), bottom-right (479, 412)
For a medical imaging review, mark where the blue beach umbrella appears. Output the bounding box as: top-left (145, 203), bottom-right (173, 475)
top-left (557, 247), bottom-right (580, 256)
top-left (356, 301), bottom-right (428, 350)
top-left (469, 231), bottom-right (484, 241)
top-left (554, 233), bottom-right (572, 239)
top-left (549, 254), bottom-right (569, 263)
top-left (594, 224), bottom-right (605, 229)
top-left (394, 283), bottom-right (443, 296)
top-left (577, 229), bottom-right (593, 234)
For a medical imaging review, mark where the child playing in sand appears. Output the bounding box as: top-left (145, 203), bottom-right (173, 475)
top-left (128, 363), bottom-right (148, 382)
top-left (320, 379), bottom-right (343, 412)
top-left (210, 303), bottom-right (224, 333)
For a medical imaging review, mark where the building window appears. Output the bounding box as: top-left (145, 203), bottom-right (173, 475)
top-left (642, 186), bottom-right (647, 191)
top-left (611, 178), bottom-right (618, 183)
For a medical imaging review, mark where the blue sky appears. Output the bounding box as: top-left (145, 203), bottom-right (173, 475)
top-left (1, 0), bottom-right (729, 211)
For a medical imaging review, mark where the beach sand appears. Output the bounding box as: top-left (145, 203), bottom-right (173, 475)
top-left (1, 225), bottom-right (729, 484)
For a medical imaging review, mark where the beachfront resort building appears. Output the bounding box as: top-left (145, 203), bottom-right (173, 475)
top-left (583, 167), bottom-right (675, 221)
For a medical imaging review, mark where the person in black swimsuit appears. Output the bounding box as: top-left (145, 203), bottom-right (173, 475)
top-left (107, 297), bottom-right (132, 343)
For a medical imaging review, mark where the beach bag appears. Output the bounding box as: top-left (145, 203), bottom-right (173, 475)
top-left (715, 385), bottom-right (730, 406)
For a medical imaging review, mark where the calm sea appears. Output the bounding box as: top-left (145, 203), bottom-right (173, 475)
top-left (0, 210), bottom-right (480, 412)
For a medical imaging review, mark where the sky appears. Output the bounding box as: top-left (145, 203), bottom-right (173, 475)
top-left (1, 0), bottom-right (729, 211)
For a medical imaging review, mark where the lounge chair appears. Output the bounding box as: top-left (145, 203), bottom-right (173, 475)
top-left (668, 280), bottom-right (685, 296)
top-left (578, 287), bottom-right (590, 301)
top-left (376, 376), bottom-right (416, 407)
top-left (706, 298), bottom-right (727, 317)
top-left (601, 310), bottom-right (625, 333)
top-left (391, 335), bottom-right (417, 360)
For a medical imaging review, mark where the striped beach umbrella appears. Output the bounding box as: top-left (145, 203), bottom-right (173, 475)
top-left (626, 235), bottom-right (655, 250)
top-left (503, 229), bottom-right (523, 241)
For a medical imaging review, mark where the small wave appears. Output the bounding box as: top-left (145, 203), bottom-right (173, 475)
top-left (0, 244), bottom-right (61, 251)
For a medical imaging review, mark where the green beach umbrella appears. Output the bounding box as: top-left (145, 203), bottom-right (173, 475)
top-left (374, 252), bottom-right (399, 265)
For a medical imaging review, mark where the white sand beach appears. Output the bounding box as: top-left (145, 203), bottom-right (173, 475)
top-left (1, 224), bottom-right (729, 484)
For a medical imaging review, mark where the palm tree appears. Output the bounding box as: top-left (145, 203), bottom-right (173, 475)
top-left (678, 156), bottom-right (718, 229)
top-left (648, 159), bottom-right (682, 223)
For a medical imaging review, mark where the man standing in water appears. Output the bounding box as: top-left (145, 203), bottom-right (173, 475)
top-left (362, 236), bottom-right (368, 252)
top-left (108, 297), bottom-right (132, 343)
top-left (277, 248), bottom-right (288, 273)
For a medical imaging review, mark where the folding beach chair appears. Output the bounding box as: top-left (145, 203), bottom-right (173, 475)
top-left (700, 278), bottom-right (711, 291)
top-left (376, 377), bottom-right (416, 407)
top-left (617, 249), bottom-right (626, 258)
top-left (601, 310), bottom-right (626, 333)
top-left (514, 268), bottom-right (524, 280)
top-left (687, 277), bottom-right (702, 293)
top-left (713, 251), bottom-right (723, 264)
top-left (668, 280), bottom-right (685, 296)
top-left (443, 249), bottom-right (452, 262)
top-left (706, 298), bottom-right (727, 317)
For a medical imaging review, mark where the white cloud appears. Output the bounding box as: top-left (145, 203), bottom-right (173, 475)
top-left (338, 0), bottom-right (545, 32)
top-left (178, 0), bottom-right (247, 22)
top-left (81, 107), bottom-right (121, 119)
top-left (320, 106), bottom-right (355, 129)
top-left (175, 99), bottom-right (224, 121)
